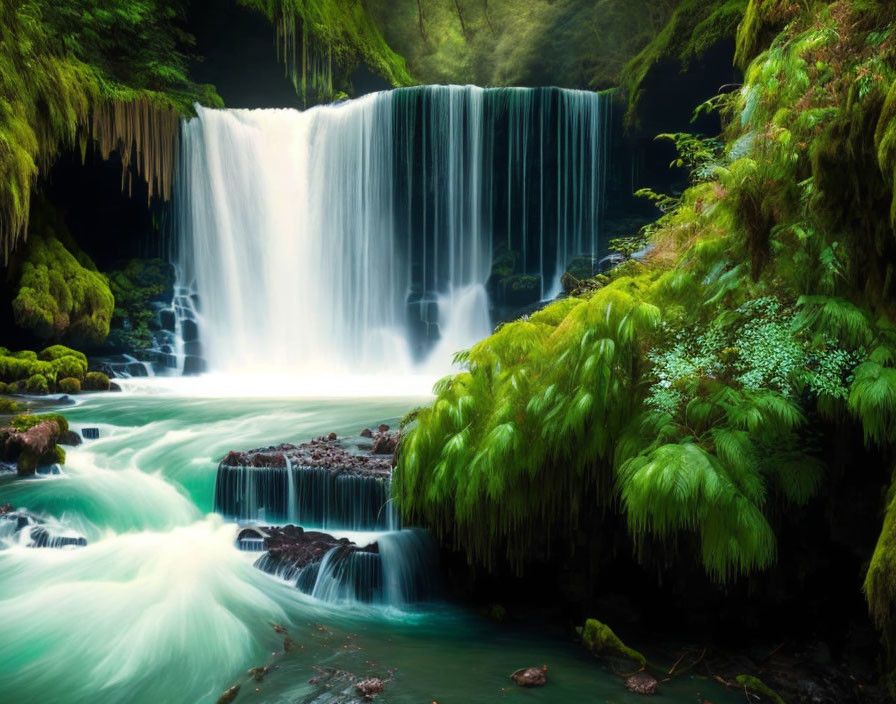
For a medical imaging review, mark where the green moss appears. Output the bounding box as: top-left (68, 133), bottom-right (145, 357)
top-left (0, 1), bottom-right (221, 257)
top-left (239, 0), bottom-right (413, 102)
top-left (11, 413), bottom-right (69, 435)
top-left (57, 377), bottom-right (81, 394)
top-left (24, 374), bottom-right (49, 395)
top-left (51, 444), bottom-right (66, 465)
top-left (581, 619), bottom-right (648, 666)
top-left (83, 372), bottom-right (111, 391)
top-left (735, 675), bottom-right (786, 704)
top-left (10, 203), bottom-right (113, 348)
top-left (39, 345), bottom-right (87, 364)
top-left (370, 0), bottom-right (684, 92)
top-left (0, 397), bottom-right (20, 414)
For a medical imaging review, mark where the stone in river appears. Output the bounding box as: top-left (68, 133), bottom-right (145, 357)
top-left (355, 677), bottom-right (386, 699)
top-left (216, 684), bottom-right (240, 704)
top-left (625, 672), bottom-right (658, 695)
top-left (511, 667), bottom-right (546, 687)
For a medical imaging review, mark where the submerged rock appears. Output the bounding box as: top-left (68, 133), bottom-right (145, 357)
top-left (216, 684), bottom-right (240, 704)
top-left (355, 677), bottom-right (386, 699)
top-left (625, 672), bottom-right (658, 695)
top-left (511, 667), bottom-right (547, 688)
top-left (0, 504), bottom-right (86, 548)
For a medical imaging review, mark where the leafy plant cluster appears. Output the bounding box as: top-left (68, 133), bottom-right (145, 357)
top-left (0, 0), bottom-right (222, 258)
top-left (106, 258), bottom-right (175, 353)
top-left (395, 0), bottom-right (896, 631)
top-left (240, 0), bottom-right (413, 103)
top-left (0, 344), bottom-right (109, 395)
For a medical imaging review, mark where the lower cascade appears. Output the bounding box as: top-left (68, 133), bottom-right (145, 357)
top-left (219, 428), bottom-right (435, 605)
top-left (176, 85), bottom-right (609, 374)
top-left (240, 525), bottom-right (437, 606)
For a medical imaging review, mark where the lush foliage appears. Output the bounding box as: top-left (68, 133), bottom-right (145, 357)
top-left (9, 201), bottom-right (113, 348)
top-left (106, 258), bottom-right (175, 352)
top-left (396, 0), bottom-right (896, 600)
top-left (241, 0), bottom-right (412, 102)
top-left (0, 0), bottom-right (221, 257)
top-left (370, 0), bottom-right (687, 91)
top-left (0, 344), bottom-right (89, 394)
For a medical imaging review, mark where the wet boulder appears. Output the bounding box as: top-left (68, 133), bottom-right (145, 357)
top-left (511, 667), bottom-right (547, 688)
top-left (625, 672), bottom-right (658, 695)
top-left (355, 677), bottom-right (386, 699)
top-left (1, 414), bottom-right (68, 475)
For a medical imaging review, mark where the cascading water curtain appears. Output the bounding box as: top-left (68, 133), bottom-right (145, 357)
top-left (175, 87), bottom-right (609, 376)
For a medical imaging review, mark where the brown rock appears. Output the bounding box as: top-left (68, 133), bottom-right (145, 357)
top-left (327, 432), bottom-right (338, 441)
top-left (511, 667), bottom-right (547, 688)
top-left (625, 672), bottom-right (658, 695)
top-left (355, 677), bottom-right (386, 699)
top-left (216, 684), bottom-right (240, 704)
top-left (371, 432), bottom-right (399, 455)
top-left (248, 666), bottom-right (270, 681)
top-left (360, 428), bottom-right (373, 438)
top-left (376, 424), bottom-right (389, 433)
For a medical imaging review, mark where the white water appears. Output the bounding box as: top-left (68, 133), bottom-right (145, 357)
top-left (176, 86), bottom-right (608, 377)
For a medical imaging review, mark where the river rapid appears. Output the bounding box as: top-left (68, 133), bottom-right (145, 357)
top-left (0, 384), bottom-right (740, 704)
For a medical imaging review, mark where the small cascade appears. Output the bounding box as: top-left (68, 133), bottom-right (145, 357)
top-left (95, 278), bottom-right (204, 378)
top-left (0, 508), bottom-right (87, 549)
top-left (244, 525), bottom-right (436, 606)
top-left (215, 465), bottom-right (396, 530)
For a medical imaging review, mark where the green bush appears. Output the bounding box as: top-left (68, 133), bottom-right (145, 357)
top-left (83, 371), bottom-right (111, 391)
top-left (11, 224), bottom-right (114, 348)
top-left (24, 374), bottom-right (49, 395)
top-left (57, 377), bottom-right (81, 394)
top-left (39, 345), bottom-right (87, 364)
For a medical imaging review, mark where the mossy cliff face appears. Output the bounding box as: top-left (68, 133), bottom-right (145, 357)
top-left (9, 202), bottom-right (113, 349)
top-left (370, 0), bottom-right (718, 92)
top-left (395, 0), bottom-right (896, 682)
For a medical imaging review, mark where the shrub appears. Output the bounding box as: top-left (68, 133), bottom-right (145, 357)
top-left (39, 345), bottom-right (87, 364)
top-left (10, 203), bottom-right (113, 348)
top-left (24, 374), bottom-right (49, 395)
top-left (58, 377), bottom-right (81, 394)
top-left (83, 371), bottom-right (111, 391)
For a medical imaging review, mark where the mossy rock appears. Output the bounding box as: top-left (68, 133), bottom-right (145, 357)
top-left (39, 345), bottom-right (87, 364)
top-left (58, 377), bottom-right (81, 394)
top-left (24, 374), bottom-right (50, 395)
top-left (11, 413), bottom-right (69, 434)
top-left (83, 371), bottom-right (111, 391)
top-left (16, 443), bottom-right (65, 474)
top-left (0, 397), bottom-right (20, 414)
top-left (11, 218), bottom-right (114, 348)
top-left (581, 618), bottom-right (647, 666)
top-left (735, 675), bottom-right (785, 704)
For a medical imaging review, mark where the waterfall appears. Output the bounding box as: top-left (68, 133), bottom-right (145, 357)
top-left (176, 86), bottom-right (608, 375)
top-left (215, 464), bottom-right (396, 530)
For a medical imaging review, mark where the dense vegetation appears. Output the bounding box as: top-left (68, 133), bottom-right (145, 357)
top-left (396, 0), bottom-right (896, 689)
